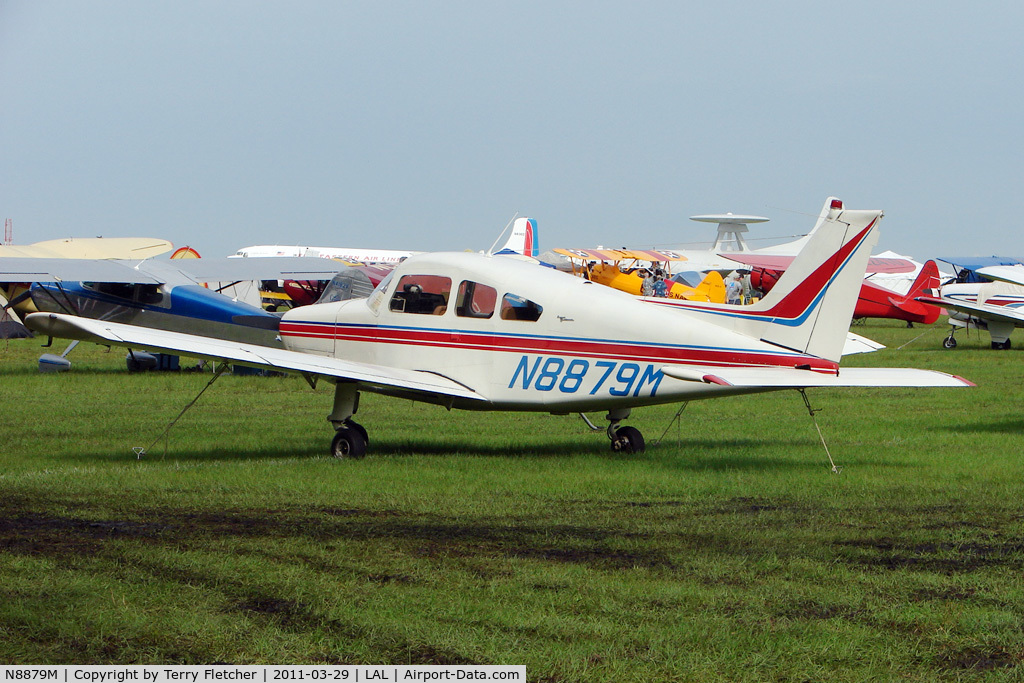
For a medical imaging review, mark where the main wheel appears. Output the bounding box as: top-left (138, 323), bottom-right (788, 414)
top-left (943, 336), bottom-right (957, 349)
top-left (992, 339), bottom-right (1012, 350)
top-left (611, 426), bottom-right (646, 454)
top-left (347, 420), bottom-right (369, 446)
top-left (331, 426), bottom-right (367, 459)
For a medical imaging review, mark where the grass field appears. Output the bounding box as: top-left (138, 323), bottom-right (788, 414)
top-left (1, 321), bottom-right (1022, 680)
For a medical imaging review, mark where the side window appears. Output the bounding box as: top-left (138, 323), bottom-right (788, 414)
top-left (455, 280), bottom-right (497, 319)
top-left (499, 293), bottom-right (543, 322)
top-left (389, 275), bottom-right (452, 315)
top-left (83, 282), bottom-right (164, 306)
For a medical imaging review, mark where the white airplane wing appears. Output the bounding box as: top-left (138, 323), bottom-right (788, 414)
top-left (976, 265), bottom-right (1024, 288)
top-left (0, 256), bottom-right (349, 284)
top-left (167, 257), bottom-right (351, 282)
top-left (915, 294), bottom-right (1024, 326)
top-left (0, 257), bottom-right (164, 283)
top-left (24, 312), bottom-right (487, 404)
top-left (662, 364), bottom-right (972, 388)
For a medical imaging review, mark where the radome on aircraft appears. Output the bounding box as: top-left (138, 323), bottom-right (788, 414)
top-left (26, 201), bottom-right (971, 458)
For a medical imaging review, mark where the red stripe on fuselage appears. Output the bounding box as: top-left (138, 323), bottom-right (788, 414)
top-left (279, 322), bottom-right (839, 373)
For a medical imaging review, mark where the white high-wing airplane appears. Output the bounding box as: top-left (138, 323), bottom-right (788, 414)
top-left (232, 217), bottom-right (539, 262)
top-left (26, 204), bottom-right (971, 457)
top-left (917, 263), bottom-right (1024, 349)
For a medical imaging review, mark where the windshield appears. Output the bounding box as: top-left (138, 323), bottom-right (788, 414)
top-left (367, 271), bottom-right (395, 314)
top-left (316, 269), bottom-right (377, 305)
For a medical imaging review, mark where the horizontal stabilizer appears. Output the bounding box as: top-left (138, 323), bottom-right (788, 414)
top-left (843, 332), bottom-right (885, 356)
top-left (661, 364), bottom-right (973, 388)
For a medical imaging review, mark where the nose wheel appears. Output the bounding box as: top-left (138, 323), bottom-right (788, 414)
top-left (606, 409), bottom-right (645, 454)
top-left (610, 425), bottom-right (645, 453)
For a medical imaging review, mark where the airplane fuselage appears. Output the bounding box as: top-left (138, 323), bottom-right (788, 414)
top-left (279, 252), bottom-right (838, 412)
top-left (30, 281), bottom-right (282, 347)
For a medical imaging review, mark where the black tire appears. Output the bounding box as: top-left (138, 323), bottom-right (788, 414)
top-left (943, 336), bottom-right (957, 349)
top-left (347, 420), bottom-right (369, 447)
top-left (331, 427), bottom-right (367, 459)
top-left (992, 339), bottom-right (1012, 350)
top-left (611, 426), bottom-right (646, 454)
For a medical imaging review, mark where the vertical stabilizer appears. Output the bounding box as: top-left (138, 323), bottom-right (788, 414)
top-left (739, 202), bottom-right (881, 361)
top-left (494, 218), bottom-right (538, 257)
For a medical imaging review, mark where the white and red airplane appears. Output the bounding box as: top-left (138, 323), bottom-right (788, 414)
top-left (917, 262), bottom-right (1024, 349)
top-left (26, 203), bottom-right (971, 458)
top-left (232, 217), bottom-right (539, 263)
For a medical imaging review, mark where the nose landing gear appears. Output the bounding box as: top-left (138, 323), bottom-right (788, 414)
top-left (606, 409), bottom-right (645, 454)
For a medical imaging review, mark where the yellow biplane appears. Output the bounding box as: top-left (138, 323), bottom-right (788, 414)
top-left (553, 248), bottom-right (725, 303)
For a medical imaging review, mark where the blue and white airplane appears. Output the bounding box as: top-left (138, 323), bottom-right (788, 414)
top-left (1, 254), bottom-right (352, 369)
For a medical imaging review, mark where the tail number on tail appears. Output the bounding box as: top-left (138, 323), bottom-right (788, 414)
top-left (508, 356), bottom-right (663, 397)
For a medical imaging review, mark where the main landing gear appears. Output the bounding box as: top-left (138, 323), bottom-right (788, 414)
top-left (606, 408), bottom-right (645, 454)
top-left (328, 383), bottom-right (367, 459)
top-left (331, 421), bottom-right (368, 459)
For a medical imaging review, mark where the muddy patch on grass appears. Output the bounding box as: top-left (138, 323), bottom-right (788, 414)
top-left (0, 500), bottom-right (673, 571)
top-left (834, 537), bottom-right (1024, 573)
top-left (0, 512), bottom-right (170, 555)
top-left (937, 646), bottom-right (1019, 672)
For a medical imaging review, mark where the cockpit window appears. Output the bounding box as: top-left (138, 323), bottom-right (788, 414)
top-left (316, 269), bottom-right (376, 305)
top-left (83, 282), bottom-right (164, 305)
top-left (455, 280), bottom-right (497, 319)
top-left (389, 275), bottom-right (452, 315)
top-left (499, 293), bottom-right (543, 321)
top-left (366, 271), bottom-right (395, 314)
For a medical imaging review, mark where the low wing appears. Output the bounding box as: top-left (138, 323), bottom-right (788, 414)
top-left (25, 312), bottom-right (487, 404)
top-left (915, 294), bottom-right (1024, 326)
top-left (977, 265), bottom-right (1024, 288)
top-left (662, 364), bottom-right (972, 388)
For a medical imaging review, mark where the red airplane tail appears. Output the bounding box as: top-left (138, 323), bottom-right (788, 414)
top-left (889, 259), bottom-right (941, 324)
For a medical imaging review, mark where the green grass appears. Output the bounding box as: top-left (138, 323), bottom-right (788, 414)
top-left (1, 321), bottom-right (1022, 680)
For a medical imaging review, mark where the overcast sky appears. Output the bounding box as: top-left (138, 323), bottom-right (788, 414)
top-left (2, 1), bottom-right (1021, 259)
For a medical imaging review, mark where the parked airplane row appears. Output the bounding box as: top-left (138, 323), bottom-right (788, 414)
top-left (14, 201), bottom-right (972, 457)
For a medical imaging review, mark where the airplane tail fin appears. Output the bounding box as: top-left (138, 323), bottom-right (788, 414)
top-left (889, 259), bottom-right (941, 324)
top-left (678, 270), bottom-right (725, 303)
top-left (493, 217), bottom-right (538, 257)
top-left (728, 200), bottom-right (881, 362)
